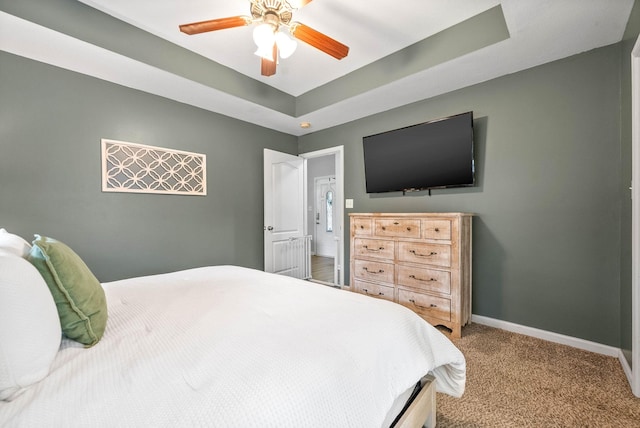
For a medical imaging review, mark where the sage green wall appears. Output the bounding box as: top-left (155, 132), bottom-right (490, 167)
top-left (0, 52), bottom-right (297, 282)
top-left (299, 45), bottom-right (624, 346)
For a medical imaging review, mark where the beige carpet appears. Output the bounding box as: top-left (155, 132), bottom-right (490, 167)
top-left (436, 323), bottom-right (640, 427)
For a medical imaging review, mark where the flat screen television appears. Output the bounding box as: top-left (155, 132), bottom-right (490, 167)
top-left (362, 111), bottom-right (474, 193)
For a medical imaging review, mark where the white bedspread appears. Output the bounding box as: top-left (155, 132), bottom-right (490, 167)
top-left (0, 265), bottom-right (465, 427)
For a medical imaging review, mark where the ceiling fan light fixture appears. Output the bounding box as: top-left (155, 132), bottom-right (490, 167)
top-left (254, 44), bottom-right (276, 62)
top-left (275, 31), bottom-right (297, 59)
top-left (253, 22), bottom-right (276, 49)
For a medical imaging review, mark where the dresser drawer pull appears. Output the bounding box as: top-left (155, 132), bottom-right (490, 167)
top-left (409, 274), bottom-right (437, 283)
top-left (363, 267), bottom-right (384, 274)
top-left (362, 288), bottom-right (386, 296)
top-left (393, 221), bottom-right (400, 225)
top-left (434, 228), bottom-right (440, 232)
top-left (363, 245), bottom-right (385, 252)
top-left (409, 249), bottom-right (438, 257)
top-left (381, 225), bottom-right (411, 231)
top-left (408, 299), bottom-right (438, 310)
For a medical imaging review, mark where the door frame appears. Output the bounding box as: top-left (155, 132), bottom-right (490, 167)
top-left (630, 35), bottom-right (640, 397)
top-left (300, 146), bottom-right (345, 286)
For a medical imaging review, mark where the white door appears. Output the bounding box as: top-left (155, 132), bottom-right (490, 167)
top-left (315, 177), bottom-right (336, 257)
top-left (263, 149), bottom-right (306, 274)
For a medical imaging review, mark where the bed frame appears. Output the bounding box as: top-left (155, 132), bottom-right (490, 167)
top-left (394, 374), bottom-right (437, 428)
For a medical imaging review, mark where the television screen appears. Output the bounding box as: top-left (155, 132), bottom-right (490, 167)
top-left (362, 111), bottom-right (474, 193)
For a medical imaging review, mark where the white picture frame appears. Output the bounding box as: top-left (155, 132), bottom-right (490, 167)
top-left (101, 139), bottom-right (206, 196)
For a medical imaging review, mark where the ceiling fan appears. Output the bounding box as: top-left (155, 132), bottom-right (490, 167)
top-left (179, 0), bottom-right (349, 77)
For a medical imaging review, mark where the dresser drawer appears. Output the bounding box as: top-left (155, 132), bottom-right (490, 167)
top-left (374, 219), bottom-right (421, 238)
top-left (398, 242), bottom-right (451, 267)
top-left (422, 220), bottom-right (451, 240)
top-left (398, 289), bottom-right (451, 322)
top-left (352, 217), bottom-right (373, 236)
top-left (354, 259), bottom-right (395, 284)
top-left (352, 280), bottom-right (394, 301)
top-left (397, 265), bottom-right (451, 294)
top-left (353, 238), bottom-right (395, 260)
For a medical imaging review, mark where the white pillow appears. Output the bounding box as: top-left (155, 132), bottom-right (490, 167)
top-left (0, 254), bottom-right (62, 401)
top-left (0, 228), bottom-right (31, 258)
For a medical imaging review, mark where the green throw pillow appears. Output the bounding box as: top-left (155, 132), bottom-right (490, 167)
top-left (27, 235), bottom-right (107, 347)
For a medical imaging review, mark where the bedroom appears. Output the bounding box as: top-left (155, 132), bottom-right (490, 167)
top-left (1, 0), bottom-right (639, 424)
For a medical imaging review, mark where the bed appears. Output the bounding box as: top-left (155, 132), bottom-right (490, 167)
top-left (0, 233), bottom-right (465, 428)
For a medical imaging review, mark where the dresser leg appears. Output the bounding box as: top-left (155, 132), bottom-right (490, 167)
top-left (450, 325), bottom-right (462, 339)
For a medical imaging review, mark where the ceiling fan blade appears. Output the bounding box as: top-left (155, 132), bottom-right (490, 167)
top-left (261, 43), bottom-right (278, 77)
top-left (290, 23), bottom-right (349, 60)
top-left (179, 16), bottom-right (250, 35)
top-left (292, 0), bottom-right (314, 7)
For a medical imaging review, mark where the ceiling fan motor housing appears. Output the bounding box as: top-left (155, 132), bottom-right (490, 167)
top-left (251, 0), bottom-right (293, 26)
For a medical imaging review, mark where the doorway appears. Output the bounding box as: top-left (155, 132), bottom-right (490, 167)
top-left (300, 146), bottom-right (345, 286)
top-left (312, 176), bottom-right (336, 283)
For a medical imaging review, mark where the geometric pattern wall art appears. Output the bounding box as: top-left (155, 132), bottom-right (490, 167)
top-left (101, 139), bottom-right (207, 196)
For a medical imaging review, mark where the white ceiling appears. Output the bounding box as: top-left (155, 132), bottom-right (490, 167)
top-left (0, 0), bottom-right (636, 135)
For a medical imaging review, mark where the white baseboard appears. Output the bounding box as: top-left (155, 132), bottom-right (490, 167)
top-left (471, 315), bottom-right (620, 357)
top-left (619, 349), bottom-right (633, 387)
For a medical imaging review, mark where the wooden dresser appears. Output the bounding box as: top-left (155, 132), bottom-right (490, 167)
top-left (349, 213), bottom-right (472, 338)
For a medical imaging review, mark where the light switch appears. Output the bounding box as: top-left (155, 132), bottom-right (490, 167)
top-left (345, 199), bottom-right (354, 209)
